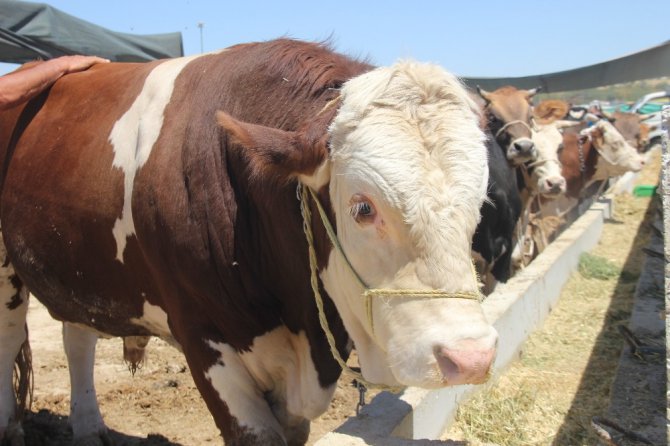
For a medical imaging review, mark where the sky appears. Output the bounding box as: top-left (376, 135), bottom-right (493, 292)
top-left (2, 0), bottom-right (669, 78)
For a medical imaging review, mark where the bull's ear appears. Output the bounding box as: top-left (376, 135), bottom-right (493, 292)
top-left (216, 111), bottom-right (329, 187)
top-left (533, 99), bottom-right (569, 123)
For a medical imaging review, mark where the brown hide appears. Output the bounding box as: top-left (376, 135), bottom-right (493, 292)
top-left (558, 131), bottom-right (600, 198)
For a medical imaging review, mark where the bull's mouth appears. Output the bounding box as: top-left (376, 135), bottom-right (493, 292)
top-left (441, 366), bottom-right (493, 386)
top-left (541, 188), bottom-right (565, 198)
top-left (508, 153), bottom-right (536, 165)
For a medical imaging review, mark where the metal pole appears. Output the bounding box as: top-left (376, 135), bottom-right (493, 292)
top-left (197, 22), bottom-right (204, 53)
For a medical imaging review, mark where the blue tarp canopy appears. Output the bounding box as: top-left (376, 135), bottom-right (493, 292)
top-left (0, 0), bottom-right (183, 63)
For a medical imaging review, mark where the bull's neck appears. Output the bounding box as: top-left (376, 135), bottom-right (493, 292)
top-left (239, 176), bottom-right (349, 386)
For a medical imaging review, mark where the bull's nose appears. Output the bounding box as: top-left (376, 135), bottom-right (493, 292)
top-left (544, 176), bottom-right (566, 194)
top-left (513, 140), bottom-right (536, 158)
top-left (434, 341), bottom-right (496, 386)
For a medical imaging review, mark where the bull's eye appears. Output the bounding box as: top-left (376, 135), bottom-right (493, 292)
top-left (349, 195), bottom-right (376, 224)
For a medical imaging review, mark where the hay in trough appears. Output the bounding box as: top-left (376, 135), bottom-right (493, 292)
top-left (447, 150), bottom-right (660, 446)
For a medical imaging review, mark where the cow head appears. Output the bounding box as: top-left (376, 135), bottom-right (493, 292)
top-left (477, 85), bottom-right (540, 165)
top-left (611, 111), bottom-right (651, 151)
top-left (581, 120), bottom-right (645, 180)
top-left (528, 100), bottom-right (575, 197)
top-left (529, 124), bottom-right (569, 197)
top-left (218, 62), bottom-right (498, 389)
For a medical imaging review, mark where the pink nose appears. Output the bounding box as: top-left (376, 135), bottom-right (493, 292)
top-left (435, 342), bottom-right (496, 385)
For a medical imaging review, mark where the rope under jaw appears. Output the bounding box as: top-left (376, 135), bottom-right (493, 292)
top-left (298, 183), bottom-right (483, 392)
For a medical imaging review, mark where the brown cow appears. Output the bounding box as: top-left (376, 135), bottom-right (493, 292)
top-left (560, 119), bottom-right (645, 198)
top-left (609, 111), bottom-right (651, 152)
top-left (477, 85), bottom-right (541, 165)
top-left (567, 104), bottom-right (651, 152)
top-left (0, 39), bottom-right (496, 445)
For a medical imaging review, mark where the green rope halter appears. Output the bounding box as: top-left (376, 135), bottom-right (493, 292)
top-left (298, 183), bottom-right (483, 391)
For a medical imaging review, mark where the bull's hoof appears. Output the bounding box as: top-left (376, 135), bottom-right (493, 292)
top-left (72, 431), bottom-right (112, 446)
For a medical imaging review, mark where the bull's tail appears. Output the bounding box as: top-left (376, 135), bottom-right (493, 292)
top-left (13, 323), bottom-right (33, 422)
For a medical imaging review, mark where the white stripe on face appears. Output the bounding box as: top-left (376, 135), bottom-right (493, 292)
top-left (109, 54), bottom-right (204, 263)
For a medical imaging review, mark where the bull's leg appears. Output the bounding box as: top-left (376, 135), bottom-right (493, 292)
top-left (0, 244), bottom-right (30, 446)
top-left (184, 338), bottom-right (288, 446)
top-left (62, 323), bottom-right (110, 445)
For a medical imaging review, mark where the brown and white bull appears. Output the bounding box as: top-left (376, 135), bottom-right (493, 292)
top-left (0, 39), bottom-right (497, 445)
top-left (605, 110), bottom-right (651, 152)
top-left (560, 118), bottom-right (645, 198)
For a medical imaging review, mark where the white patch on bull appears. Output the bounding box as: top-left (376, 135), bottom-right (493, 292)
top-left (129, 302), bottom-right (179, 348)
top-left (312, 62), bottom-right (497, 388)
top-left (62, 323), bottom-right (108, 440)
top-left (530, 125), bottom-right (566, 196)
top-left (109, 54), bottom-right (208, 263)
top-left (298, 159), bottom-right (330, 191)
top-left (0, 240), bottom-right (29, 439)
top-left (204, 327), bottom-right (333, 432)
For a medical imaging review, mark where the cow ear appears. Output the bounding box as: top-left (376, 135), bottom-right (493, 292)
top-left (533, 99), bottom-right (568, 123)
top-left (216, 111), bottom-right (329, 187)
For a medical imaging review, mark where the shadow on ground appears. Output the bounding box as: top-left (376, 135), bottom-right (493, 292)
top-left (552, 195), bottom-right (664, 445)
top-left (16, 408), bottom-right (184, 446)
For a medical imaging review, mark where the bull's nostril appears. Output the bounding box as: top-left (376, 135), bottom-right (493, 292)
top-left (434, 345), bottom-right (495, 385)
top-left (513, 140), bottom-right (535, 155)
top-left (435, 350), bottom-right (460, 380)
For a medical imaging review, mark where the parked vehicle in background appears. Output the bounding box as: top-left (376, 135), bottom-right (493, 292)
top-left (628, 91), bottom-right (669, 150)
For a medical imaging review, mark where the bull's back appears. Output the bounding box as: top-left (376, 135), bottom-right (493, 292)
top-left (0, 61), bottom-right (166, 335)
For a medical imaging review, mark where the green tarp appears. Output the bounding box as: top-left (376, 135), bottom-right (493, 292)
top-left (0, 0), bottom-right (183, 63)
top-left (463, 40), bottom-right (670, 93)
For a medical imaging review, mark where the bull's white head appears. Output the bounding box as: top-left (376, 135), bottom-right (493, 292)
top-left (529, 121), bottom-right (578, 196)
top-left (217, 61), bottom-right (497, 389)
top-left (581, 120), bottom-right (645, 180)
top-left (320, 63), bottom-right (496, 388)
